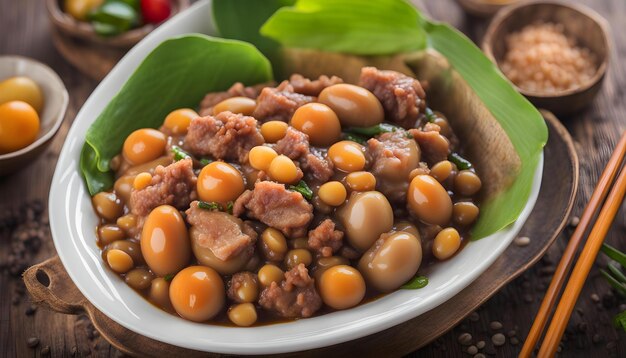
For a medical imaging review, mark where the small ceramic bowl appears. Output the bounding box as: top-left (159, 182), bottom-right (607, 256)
top-left (0, 56), bottom-right (69, 175)
top-left (456, 0), bottom-right (521, 18)
top-left (46, 0), bottom-right (190, 49)
top-left (482, 1), bottom-right (610, 116)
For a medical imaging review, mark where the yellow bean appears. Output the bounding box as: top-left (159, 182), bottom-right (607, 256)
top-left (432, 228), bottom-right (461, 260)
top-left (290, 103), bottom-right (341, 147)
top-left (163, 108), bottom-right (197, 135)
top-left (268, 155), bottom-right (299, 184)
top-left (213, 97), bottom-right (256, 116)
top-left (122, 129), bottom-right (166, 165)
top-left (228, 303), bottom-right (258, 327)
top-left (260, 121), bottom-right (288, 143)
top-left (318, 181), bottom-right (347, 206)
top-left (133, 172), bottom-right (153, 190)
top-left (106, 249), bottom-right (134, 273)
top-left (257, 264), bottom-right (284, 286)
top-left (328, 141), bottom-right (365, 172)
top-left (249, 146), bottom-right (278, 171)
top-left (346, 171), bottom-right (376, 192)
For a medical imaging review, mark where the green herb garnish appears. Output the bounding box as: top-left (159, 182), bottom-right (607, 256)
top-left (401, 275), bottom-right (428, 289)
top-left (226, 201), bottom-right (234, 214)
top-left (345, 123), bottom-right (401, 137)
top-left (425, 107), bottom-right (436, 123)
top-left (449, 152), bottom-right (473, 170)
top-left (198, 201), bottom-right (222, 211)
top-left (163, 274), bottom-right (175, 282)
top-left (289, 180), bottom-right (313, 200)
top-left (343, 133), bottom-right (367, 145)
top-left (200, 158), bottom-right (213, 166)
top-left (614, 311), bottom-right (626, 331)
top-left (171, 145), bottom-right (190, 161)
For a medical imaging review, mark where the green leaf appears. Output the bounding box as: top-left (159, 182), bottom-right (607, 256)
top-left (260, 0), bottom-right (426, 56)
top-left (423, 21), bottom-right (548, 239)
top-left (425, 107), bottom-right (436, 122)
top-left (288, 180), bottom-right (313, 200)
top-left (602, 244), bottom-right (626, 269)
top-left (401, 275), bottom-right (428, 289)
top-left (608, 262), bottom-right (626, 284)
top-left (80, 34), bottom-right (273, 195)
top-left (613, 310), bottom-right (626, 331)
top-left (345, 123), bottom-right (402, 137)
top-left (601, 269), bottom-right (626, 297)
top-left (198, 201), bottom-right (222, 211)
top-left (171, 145), bottom-right (190, 161)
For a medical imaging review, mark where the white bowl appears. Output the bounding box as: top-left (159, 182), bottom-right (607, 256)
top-left (48, 0), bottom-right (542, 354)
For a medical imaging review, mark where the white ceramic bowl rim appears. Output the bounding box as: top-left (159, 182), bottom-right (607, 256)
top-left (49, 0), bottom-right (543, 354)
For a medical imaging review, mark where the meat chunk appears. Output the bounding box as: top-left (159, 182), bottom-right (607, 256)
top-left (252, 81), bottom-right (314, 122)
top-left (227, 272), bottom-right (258, 303)
top-left (130, 158), bottom-right (197, 216)
top-left (233, 181), bottom-right (313, 237)
top-left (274, 127), bottom-right (334, 182)
top-left (367, 131), bottom-right (420, 202)
top-left (409, 123), bottom-right (450, 165)
top-left (359, 67), bottom-right (426, 128)
top-left (184, 111), bottom-right (264, 163)
top-left (199, 82), bottom-right (269, 116)
top-left (289, 74), bottom-right (343, 96)
top-left (185, 201), bottom-right (257, 261)
top-left (258, 264), bottom-right (322, 318)
top-left (308, 219), bottom-right (344, 257)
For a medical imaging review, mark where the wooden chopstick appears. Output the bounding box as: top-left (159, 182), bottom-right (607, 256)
top-left (521, 132), bottom-right (626, 357)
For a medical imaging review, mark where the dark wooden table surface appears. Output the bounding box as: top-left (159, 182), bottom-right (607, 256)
top-left (1, 0), bottom-right (625, 357)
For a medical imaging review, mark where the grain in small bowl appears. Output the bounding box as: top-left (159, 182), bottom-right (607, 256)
top-left (482, 1), bottom-right (609, 116)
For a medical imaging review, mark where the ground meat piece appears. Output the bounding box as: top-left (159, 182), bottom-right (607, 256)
top-left (308, 219), bottom-right (344, 257)
top-left (233, 181), bottom-right (313, 237)
top-left (184, 111), bottom-right (264, 163)
top-left (274, 127), bottom-right (334, 182)
top-left (302, 151), bottom-right (334, 182)
top-left (359, 67), bottom-right (426, 128)
top-left (367, 131), bottom-right (420, 202)
top-left (258, 264), bottom-right (322, 318)
top-left (199, 82), bottom-right (269, 116)
top-left (289, 74), bottom-right (343, 96)
top-left (227, 272), bottom-right (258, 303)
top-left (409, 124), bottom-right (450, 165)
top-left (185, 201), bottom-right (257, 261)
top-left (130, 158), bottom-right (197, 216)
top-left (252, 81), bottom-right (314, 122)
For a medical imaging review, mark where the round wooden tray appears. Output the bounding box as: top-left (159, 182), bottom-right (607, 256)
top-left (23, 112), bottom-right (577, 357)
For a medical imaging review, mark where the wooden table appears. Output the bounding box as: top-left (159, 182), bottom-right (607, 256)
top-left (1, 0), bottom-right (625, 356)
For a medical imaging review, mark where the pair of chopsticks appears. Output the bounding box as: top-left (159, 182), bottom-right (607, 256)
top-left (521, 131), bottom-right (626, 357)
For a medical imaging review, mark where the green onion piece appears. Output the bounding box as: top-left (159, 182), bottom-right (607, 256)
top-left (163, 273), bottom-right (175, 282)
top-left (425, 107), bottom-right (436, 122)
top-left (198, 201), bottom-right (222, 211)
top-left (600, 269), bottom-right (626, 297)
top-left (200, 158), bottom-right (213, 166)
top-left (226, 201), bottom-right (234, 215)
top-left (602, 244), bottom-right (626, 269)
top-left (343, 133), bottom-right (367, 145)
top-left (401, 275), bottom-right (428, 289)
top-left (449, 152), bottom-right (473, 170)
top-left (608, 262), bottom-right (626, 284)
top-left (345, 123), bottom-right (400, 137)
top-left (171, 145), bottom-right (190, 161)
top-left (289, 180), bottom-right (313, 201)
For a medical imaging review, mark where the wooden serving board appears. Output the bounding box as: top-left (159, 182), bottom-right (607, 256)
top-left (23, 112), bottom-right (578, 357)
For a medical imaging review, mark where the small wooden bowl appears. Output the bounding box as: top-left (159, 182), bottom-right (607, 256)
top-left (46, 0), bottom-right (190, 49)
top-left (456, 0), bottom-right (521, 18)
top-left (0, 56), bottom-right (69, 176)
top-left (482, 1), bottom-right (610, 116)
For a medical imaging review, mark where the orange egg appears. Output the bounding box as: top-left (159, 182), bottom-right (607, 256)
top-left (122, 128), bottom-right (167, 165)
top-left (163, 108), bottom-right (197, 135)
top-left (318, 265), bottom-right (365, 310)
top-left (141, 205), bottom-right (191, 276)
top-left (197, 161), bottom-right (245, 205)
top-left (0, 100), bottom-right (40, 154)
top-left (169, 266), bottom-right (225, 322)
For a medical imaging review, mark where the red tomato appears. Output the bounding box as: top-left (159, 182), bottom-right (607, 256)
top-left (141, 0), bottom-right (171, 23)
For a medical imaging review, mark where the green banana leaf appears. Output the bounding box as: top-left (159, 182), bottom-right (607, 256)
top-left (79, 34), bottom-right (273, 194)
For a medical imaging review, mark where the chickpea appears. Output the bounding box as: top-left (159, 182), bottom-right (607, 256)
top-left (407, 175), bottom-right (452, 226)
top-left (261, 121), bottom-right (288, 143)
top-left (249, 146), bottom-right (278, 172)
top-left (432, 228), bottom-right (461, 260)
top-left (213, 97), bottom-right (256, 116)
top-left (319, 265), bottom-right (366, 310)
top-left (228, 303), bottom-right (258, 327)
top-left (430, 160), bottom-right (453, 182)
top-left (106, 249), bottom-right (134, 274)
top-left (453, 202), bottom-right (480, 226)
top-left (113, 175), bottom-right (134, 203)
top-left (268, 155), bottom-right (300, 184)
top-left (92, 192), bottom-right (124, 221)
top-left (149, 277), bottom-right (172, 310)
top-left (454, 170), bottom-right (482, 197)
top-left (260, 228), bottom-right (288, 261)
top-left (98, 224), bottom-right (125, 246)
top-left (116, 214), bottom-right (137, 234)
top-left (122, 128), bottom-right (167, 165)
top-left (125, 268), bottom-right (153, 290)
top-left (232, 275), bottom-right (259, 303)
top-left (285, 249), bottom-right (313, 269)
top-left (318, 181), bottom-right (347, 207)
top-left (133, 172), bottom-right (153, 190)
top-left (197, 161), bottom-right (245, 205)
top-left (318, 84), bottom-right (384, 127)
top-left (163, 108), bottom-right (197, 135)
top-left (290, 103), bottom-right (341, 147)
top-left (328, 141), bottom-right (366, 172)
top-left (106, 240), bottom-right (143, 265)
top-left (257, 264), bottom-right (284, 286)
top-left (346, 171), bottom-right (376, 192)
